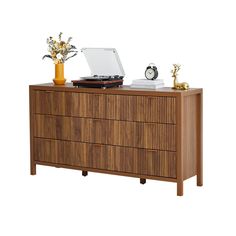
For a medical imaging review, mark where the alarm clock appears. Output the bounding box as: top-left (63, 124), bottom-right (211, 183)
top-left (145, 63), bottom-right (158, 80)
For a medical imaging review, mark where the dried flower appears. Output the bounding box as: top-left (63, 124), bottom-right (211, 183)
top-left (56, 53), bottom-right (63, 60)
top-left (43, 32), bottom-right (78, 64)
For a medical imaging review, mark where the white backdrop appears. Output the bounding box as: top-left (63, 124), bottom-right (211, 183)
top-left (0, 0), bottom-right (236, 235)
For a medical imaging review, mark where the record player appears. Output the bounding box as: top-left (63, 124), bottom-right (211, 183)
top-left (72, 48), bottom-right (125, 89)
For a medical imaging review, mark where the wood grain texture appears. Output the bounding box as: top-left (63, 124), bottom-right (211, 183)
top-left (71, 93), bottom-right (105, 119)
top-left (34, 114), bottom-right (176, 151)
top-left (29, 87), bottom-right (36, 175)
top-left (176, 95), bottom-right (184, 196)
top-left (104, 95), bottom-right (176, 123)
top-left (197, 92), bottom-right (203, 186)
top-left (175, 91), bottom-right (203, 196)
top-left (34, 90), bottom-right (72, 116)
top-left (35, 90), bottom-right (176, 124)
top-left (33, 138), bottom-right (177, 178)
top-left (30, 83), bottom-right (202, 97)
top-left (29, 84), bottom-right (203, 196)
top-left (182, 94), bottom-right (197, 180)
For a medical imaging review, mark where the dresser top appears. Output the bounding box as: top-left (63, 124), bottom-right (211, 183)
top-left (30, 83), bottom-right (202, 97)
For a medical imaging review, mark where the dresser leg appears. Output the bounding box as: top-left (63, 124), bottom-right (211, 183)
top-left (197, 141), bottom-right (203, 186)
top-left (197, 175), bottom-right (203, 186)
top-left (140, 178), bottom-right (146, 184)
top-left (31, 162), bottom-right (36, 175)
top-left (177, 181), bottom-right (183, 196)
top-left (82, 171), bottom-right (88, 177)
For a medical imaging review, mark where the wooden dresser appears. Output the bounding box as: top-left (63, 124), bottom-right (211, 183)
top-left (29, 83), bottom-right (203, 196)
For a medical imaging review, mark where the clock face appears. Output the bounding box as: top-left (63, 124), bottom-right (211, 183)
top-left (145, 68), bottom-right (155, 80)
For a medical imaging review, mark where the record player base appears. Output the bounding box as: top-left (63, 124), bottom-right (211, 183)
top-left (71, 79), bottom-right (123, 89)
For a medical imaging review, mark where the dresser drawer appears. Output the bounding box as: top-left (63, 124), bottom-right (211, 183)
top-left (72, 93), bottom-right (176, 123)
top-left (34, 90), bottom-right (72, 116)
top-left (105, 94), bottom-right (176, 124)
top-left (34, 114), bottom-right (176, 151)
top-left (34, 90), bottom-right (176, 124)
top-left (34, 138), bottom-right (176, 178)
top-left (34, 91), bottom-right (106, 118)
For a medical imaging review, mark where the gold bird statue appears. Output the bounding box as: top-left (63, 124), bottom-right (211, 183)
top-left (171, 64), bottom-right (189, 90)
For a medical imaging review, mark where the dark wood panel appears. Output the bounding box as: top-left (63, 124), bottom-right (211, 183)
top-left (35, 90), bottom-right (72, 116)
top-left (29, 87), bottom-right (36, 175)
top-left (33, 115), bottom-right (72, 140)
top-left (34, 90), bottom-right (176, 124)
top-left (71, 93), bottom-right (106, 119)
top-left (30, 84), bottom-right (203, 196)
top-left (105, 95), bottom-right (176, 123)
top-left (34, 114), bottom-right (176, 151)
top-left (33, 138), bottom-right (176, 178)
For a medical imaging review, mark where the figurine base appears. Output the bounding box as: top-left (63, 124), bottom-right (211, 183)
top-left (172, 87), bottom-right (189, 91)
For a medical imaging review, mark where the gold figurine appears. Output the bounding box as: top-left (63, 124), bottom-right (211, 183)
top-left (171, 64), bottom-right (189, 90)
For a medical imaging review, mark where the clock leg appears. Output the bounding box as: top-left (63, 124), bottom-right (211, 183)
top-left (82, 170), bottom-right (88, 177)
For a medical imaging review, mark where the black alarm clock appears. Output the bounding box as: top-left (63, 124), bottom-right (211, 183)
top-left (145, 63), bottom-right (158, 80)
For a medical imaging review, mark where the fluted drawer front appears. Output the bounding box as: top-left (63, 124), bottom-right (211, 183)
top-left (104, 94), bottom-right (176, 124)
top-left (34, 138), bottom-right (176, 178)
top-left (34, 114), bottom-right (176, 151)
top-left (34, 91), bottom-right (176, 124)
top-left (35, 91), bottom-right (72, 116)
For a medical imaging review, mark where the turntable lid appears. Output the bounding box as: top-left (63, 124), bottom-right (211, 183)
top-left (81, 48), bottom-right (125, 77)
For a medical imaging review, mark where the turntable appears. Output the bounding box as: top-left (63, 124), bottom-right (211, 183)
top-left (72, 48), bottom-right (125, 89)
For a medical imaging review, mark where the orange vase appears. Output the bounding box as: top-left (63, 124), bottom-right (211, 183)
top-left (53, 63), bottom-right (66, 85)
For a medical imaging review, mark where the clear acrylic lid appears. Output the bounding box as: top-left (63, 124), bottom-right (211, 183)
top-left (81, 48), bottom-right (125, 77)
